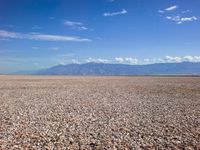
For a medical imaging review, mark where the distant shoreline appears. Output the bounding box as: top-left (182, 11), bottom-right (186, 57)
top-left (1, 74), bottom-right (200, 77)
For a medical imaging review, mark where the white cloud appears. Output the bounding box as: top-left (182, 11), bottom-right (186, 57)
top-left (125, 58), bottom-right (138, 64)
top-left (64, 20), bottom-right (88, 31)
top-left (70, 56), bottom-right (200, 65)
top-left (166, 16), bottom-right (172, 20)
top-left (158, 10), bottom-right (165, 14)
top-left (71, 59), bottom-right (80, 64)
top-left (115, 57), bottom-right (124, 63)
top-left (179, 16), bottom-right (197, 23)
top-left (159, 5), bottom-right (197, 24)
top-left (144, 58), bottom-right (150, 63)
top-left (58, 61), bottom-right (66, 65)
top-left (158, 5), bottom-right (178, 14)
top-left (0, 30), bottom-right (91, 42)
top-left (165, 5), bottom-right (178, 11)
top-left (115, 57), bottom-right (138, 64)
top-left (183, 56), bottom-right (200, 62)
top-left (165, 56), bottom-right (182, 62)
top-left (166, 15), bottom-right (198, 24)
top-left (103, 9), bottom-right (127, 17)
top-left (86, 58), bottom-right (109, 63)
top-left (144, 56), bottom-right (200, 64)
top-left (64, 21), bottom-right (83, 26)
top-left (183, 56), bottom-right (194, 62)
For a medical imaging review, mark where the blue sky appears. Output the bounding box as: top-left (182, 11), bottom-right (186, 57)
top-left (0, 0), bottom-right (200, 73)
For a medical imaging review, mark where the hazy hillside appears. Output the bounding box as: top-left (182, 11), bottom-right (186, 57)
top-left (36, 62), bottom-right (200, 75)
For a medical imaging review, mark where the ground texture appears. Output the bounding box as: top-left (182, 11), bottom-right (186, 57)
top-left (0, 76), bottom-right (199, 149)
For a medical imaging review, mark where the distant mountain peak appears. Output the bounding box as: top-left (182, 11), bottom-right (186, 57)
top-left (32, 62), bottom-right (200, 75)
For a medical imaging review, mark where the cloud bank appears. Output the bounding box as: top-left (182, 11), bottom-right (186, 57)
top-left (86, 58), bottom-right (109, 63)
top-left (115, 57), bottom-right (138, 64)
top-left (84, 56), bottom-right (200, 65)
top-left (144, 56), bottom-right (200, 64)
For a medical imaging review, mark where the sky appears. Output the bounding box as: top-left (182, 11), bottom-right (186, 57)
top-left (0, 0), bottom-right (200, 73)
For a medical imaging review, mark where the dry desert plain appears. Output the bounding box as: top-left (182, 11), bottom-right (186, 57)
top-left (0, 75), bottom-right (199, 149)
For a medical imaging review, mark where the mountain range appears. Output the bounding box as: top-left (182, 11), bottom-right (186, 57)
top-left (30, 62), bottom-right (200, 75)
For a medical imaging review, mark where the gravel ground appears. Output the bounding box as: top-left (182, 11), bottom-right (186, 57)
top-left (0, 75), bottom-right (199, 149)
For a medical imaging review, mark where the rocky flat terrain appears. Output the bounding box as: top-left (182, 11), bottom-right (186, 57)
top-left (0, 75), bottom-right (199, 149)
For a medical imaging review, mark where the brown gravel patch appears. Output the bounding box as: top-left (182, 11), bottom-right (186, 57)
top-left (0, 75), bottom-right (199, 149)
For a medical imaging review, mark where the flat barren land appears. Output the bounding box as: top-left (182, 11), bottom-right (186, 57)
top-left (0, 75), bottom-right (199, 149)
